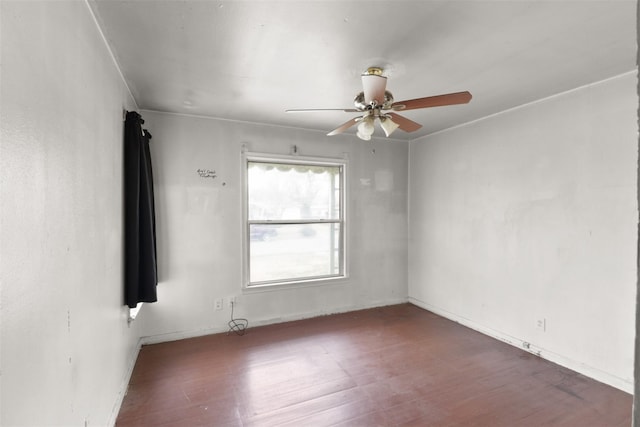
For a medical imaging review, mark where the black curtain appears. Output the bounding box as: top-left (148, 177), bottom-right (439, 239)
top-left (124, 111), bottom-right (158, 308)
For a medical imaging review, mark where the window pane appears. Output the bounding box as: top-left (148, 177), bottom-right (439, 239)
top-left (249, 223), bottom-right (341, 284)
top-left (248, 162), bottom-right (341, 221)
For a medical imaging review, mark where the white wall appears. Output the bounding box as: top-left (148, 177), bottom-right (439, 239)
top-left (408, 72), bottom-right (638, 392)
top-left (1, 1), bottom-right (141, 425)
top-left (137, 111), bottom-right (408, 341)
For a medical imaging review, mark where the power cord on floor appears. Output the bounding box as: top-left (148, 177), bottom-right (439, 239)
top-left (227, 301), bottom-right (248, 336)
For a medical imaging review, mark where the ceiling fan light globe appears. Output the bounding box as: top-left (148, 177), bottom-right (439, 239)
top-left (357, 118), bottom-right (375, 137)
top-left (356, 131), bottom-right (371, 141)
top-left (380, 117), bottom-right (400, 137)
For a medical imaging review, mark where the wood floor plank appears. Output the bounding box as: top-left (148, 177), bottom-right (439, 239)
top-left (117, 304), bottom-right (632, 426)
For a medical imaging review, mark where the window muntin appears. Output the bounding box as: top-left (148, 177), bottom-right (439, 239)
top-left (244, 156), bottom-right (345, 287)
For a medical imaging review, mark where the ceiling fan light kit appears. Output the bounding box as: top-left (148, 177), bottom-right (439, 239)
top-left (286, 66), bottom-right (472, 141)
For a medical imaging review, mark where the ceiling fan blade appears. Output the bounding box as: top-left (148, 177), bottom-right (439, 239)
top-left (286, 108), bottom-right (360, 113)
top-left (387, 112), bottom-right (422, 132)
top-left (327, 117), bottom-right (360, 136)
top-left (361, 74), bottom-right (387, 105)
top-left (391, 91), bottom-right (472, 111)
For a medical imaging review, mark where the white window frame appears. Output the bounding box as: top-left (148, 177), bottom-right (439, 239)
top-left (242, 152), bottom-right (348, 290)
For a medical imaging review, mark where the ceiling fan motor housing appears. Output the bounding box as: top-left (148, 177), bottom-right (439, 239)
top-left (354, 90), bottom-right (394, 110)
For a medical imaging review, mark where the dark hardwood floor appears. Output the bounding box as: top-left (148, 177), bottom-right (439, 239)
top-left (117, 304), bottom-right (632, 426)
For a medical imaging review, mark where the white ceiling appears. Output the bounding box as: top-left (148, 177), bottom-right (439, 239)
top-left (90, 0), bottom-right (637, 141)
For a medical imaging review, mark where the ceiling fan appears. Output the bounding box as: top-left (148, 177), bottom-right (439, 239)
top-left (286, 67), bottom-right (472, 140)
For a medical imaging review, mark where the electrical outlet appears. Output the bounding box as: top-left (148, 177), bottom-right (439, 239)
top-left (536, 318), bottom-right (546, 331)
top-left (228, 296), bottom-right (236, 307)
top-left (214, 298), bottom-right (223, 311)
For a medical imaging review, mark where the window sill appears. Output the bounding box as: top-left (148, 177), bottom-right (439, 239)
top-left (242, 275), bottom-right (348, 293)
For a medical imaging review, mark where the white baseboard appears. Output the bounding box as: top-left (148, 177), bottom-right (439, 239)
top-left (408, 297), bottom-right (633, 394)
top-left (140, 298), bottom-right (409, 346)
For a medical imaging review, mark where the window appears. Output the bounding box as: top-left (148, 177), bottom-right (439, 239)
top-left (243, 153), bottom-right (346, 288)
